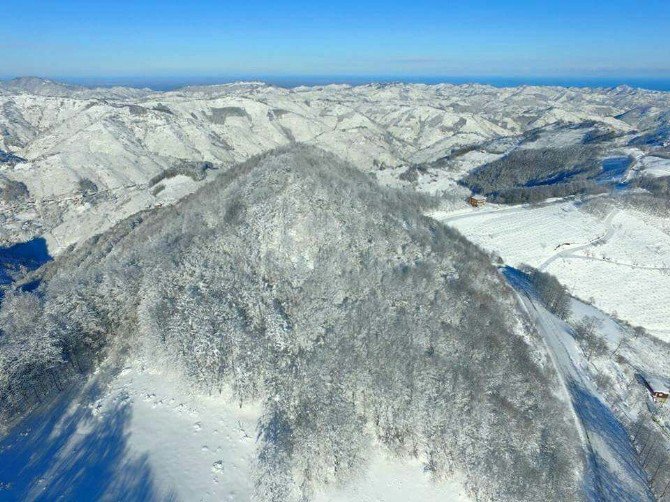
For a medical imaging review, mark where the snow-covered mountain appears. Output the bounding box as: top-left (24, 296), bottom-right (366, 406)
top-left (0, 146), bottom-right (585, 500)
top-left (1, 79), bottom-right (670, 501)
top-left (1, 78), bottom-right (669, 253)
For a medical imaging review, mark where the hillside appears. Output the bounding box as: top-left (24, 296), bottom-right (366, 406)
top-left (1, 78), bottom-right (669, 253)
top-left (0, 145), bottom-right (585, 501)
top-left (2, 79), bottom-right (670, 501)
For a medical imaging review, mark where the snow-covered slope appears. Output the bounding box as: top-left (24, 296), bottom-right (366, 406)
top-left (432, 198), bottom-right (670, 341)
top-left (503, 268), bottom-right (654, 501)
top-left (0, 356), bottom-right (472, 501)
top-left (2, 78), bottom-right (670, 501)
top-left (1, 146), bottom-right (586, 501)
top-left (1, 78), bottom-right (669, 253)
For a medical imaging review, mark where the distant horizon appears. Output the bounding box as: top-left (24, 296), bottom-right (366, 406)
top-left (4, 0), bottom-right (669, 90)
top-left (3, 74), bottom-right (670, 92)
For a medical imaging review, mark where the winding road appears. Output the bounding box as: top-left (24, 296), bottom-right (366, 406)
top-left (538, 209), bottom-right (619, 271)
top-left (503, 267), bottom-right (654, 502)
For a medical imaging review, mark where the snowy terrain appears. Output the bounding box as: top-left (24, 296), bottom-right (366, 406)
top-left (504, 267), bottom-right (653, 501)
top-left (0, 355), bottom-right (471, 501)
top-left (2, 146), bottom-right (585, 501)
top-left (432, 198), bottom-right (670, 342)
top-left (1, 77), bottom-right (669, 253)
top-left (637, 155), bottom-right (670, 178)
top-left (2, 78), bottom-right (670, 501)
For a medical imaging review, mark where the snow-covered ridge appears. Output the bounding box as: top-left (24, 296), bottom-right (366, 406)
top-left (1, 77), bottom-right (668, 253)
top-left (1, 76), bottom-right (669, 500)
top-left (0, 146), bottom-right (586, 500)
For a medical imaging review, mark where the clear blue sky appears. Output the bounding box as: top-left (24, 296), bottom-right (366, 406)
top-left (1, 0), bottom-right (669, 81)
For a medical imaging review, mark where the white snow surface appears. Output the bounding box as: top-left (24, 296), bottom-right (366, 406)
top-left (432, 199), bottom-right (670, 341)
top-left (504, 269), bottom-right (653, 501)
top-left (313, 454), bottom-right (470, 502)
top-left (96, 360), bottom-right (260, 501)
top-left (637, 156), bottom-right (670, 178)
top-left (2, 78), bottom-right (670, 253)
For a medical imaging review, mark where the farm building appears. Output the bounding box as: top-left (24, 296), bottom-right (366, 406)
top-left (642, 376), bottom-right (669, 404)
top-left (467, 195), bottom-right (487, 207)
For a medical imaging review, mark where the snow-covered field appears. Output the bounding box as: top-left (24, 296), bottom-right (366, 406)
top-left (93, 361), bottom-right (260, 501)
top-left (432, 201), bottom-right (609, 265)
top-left (637, 155), bottom-right (670, 178)
top-left (433, 200), bottom-right (670, 341)
top-left (313, 455), bottom-right (470, 502)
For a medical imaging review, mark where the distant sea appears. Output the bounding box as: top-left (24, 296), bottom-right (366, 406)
top-left (55, 75), bottom-right (670, 92)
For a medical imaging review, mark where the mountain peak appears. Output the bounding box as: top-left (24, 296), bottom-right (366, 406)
top-left (6, 144), bottom-right (585, 501)
top-left (0, 77), bottom-right (82, 96)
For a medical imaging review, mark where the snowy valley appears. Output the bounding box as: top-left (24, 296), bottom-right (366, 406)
top-left (1, 78), bottom-right (670, 501)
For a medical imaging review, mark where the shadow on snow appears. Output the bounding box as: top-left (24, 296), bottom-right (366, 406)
top-left (501, 266), bottom-right (652, 501)
top-left (568, 381), bottom-right (651, 501)
top-left (0, 237), bottom-right (52, 300)
top-left (0, 379), bottom-right (170, 501)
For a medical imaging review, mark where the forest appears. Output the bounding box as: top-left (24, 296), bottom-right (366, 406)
top-left (0, 146), bottom-right (585, 501)
top-left (460, 145), bottom-right (608, 203)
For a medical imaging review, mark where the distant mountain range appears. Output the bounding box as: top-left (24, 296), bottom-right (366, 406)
top-left (0, 77), bottom-right (668, 253)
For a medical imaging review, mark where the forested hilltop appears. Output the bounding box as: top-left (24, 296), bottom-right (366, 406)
top-left (0, 145), bottom-right (585, 501)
